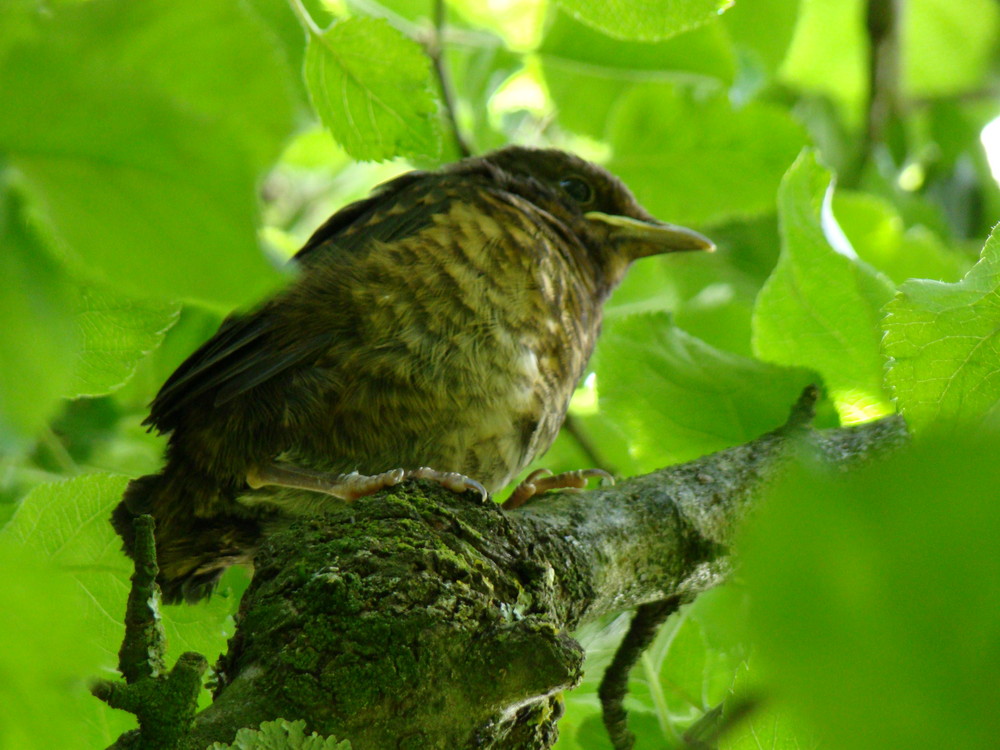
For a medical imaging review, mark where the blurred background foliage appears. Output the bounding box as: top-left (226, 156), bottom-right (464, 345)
top-left (1, 0), bottom-right (999, 747)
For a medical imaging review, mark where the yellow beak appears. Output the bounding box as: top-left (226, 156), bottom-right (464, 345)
top-left (584, 211), bottom-right (715, 258)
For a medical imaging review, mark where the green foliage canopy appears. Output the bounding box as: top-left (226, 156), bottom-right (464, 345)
top-left (1, 0), bottom-right (998, 747)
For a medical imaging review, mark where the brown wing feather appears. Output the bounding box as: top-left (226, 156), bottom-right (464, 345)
top-left (145, 170), bottom-right (455, 435)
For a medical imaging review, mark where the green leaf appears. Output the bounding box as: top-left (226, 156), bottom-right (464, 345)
top-left (0, 0), bottom-right (294, 306)
top-left (571, 711), bottom-right (661, 749)
top-left (208, 718), bottom-right (351, 749)
top-left (0, 544), bottom-right (112, 750)
top-left (739, 432), bottom-right (1000, 750)
top-left (69, 285), bottom-right (180, 398)
top-left (540, 10), bottom-right (735, 81)
top-left (607, 84), bottom-right (807, 227)
top-left (605, 216), bottom-right (782, 359)
top-left (903, 0), bottom-right (1000, 98)
top-left (242, 0), bottom-right (311, 104)
top-left (718, 659), bottom-right (818, 750)
top-left (304, 17), bottom-right (441, 162)
top-left (0, 178), bottom-right (76, 451)
top-left (0, 474), bottom-right (236, 670)
top-left (552, 0), bottom-right (733, 42)
top-left (832, 191), bottom-right (971, 285)
top-left (721, 0), bottom-right (800, 73)
top-left (751, 150), bottom-right (895, 424)
top-left (540, 12), bottom-right (736, 141)
top-left (598, 313), bottom-right (815, 470)
top-left (779, 0), bottom-right (866, 121)
top-left (882, 228), bottom-right (1000, 432)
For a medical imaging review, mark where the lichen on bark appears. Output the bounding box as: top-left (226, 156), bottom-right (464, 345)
top-left (103, 405), bottom-right (907, 750)
top-left (200, 485), bottom-right (585, 749)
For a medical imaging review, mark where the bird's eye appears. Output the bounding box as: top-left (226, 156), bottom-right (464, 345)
top-left (559, 177), bottom-right (593, 204)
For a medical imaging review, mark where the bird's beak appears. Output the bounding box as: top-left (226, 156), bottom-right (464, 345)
top-left (584, 211), bottom-right (715, 258)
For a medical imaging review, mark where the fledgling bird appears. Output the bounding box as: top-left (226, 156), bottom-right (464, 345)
top-left (113, 146), bottom-right (713, 603)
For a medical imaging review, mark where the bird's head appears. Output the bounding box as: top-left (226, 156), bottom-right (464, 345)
top-left (458, 146), bottom-right (714, 291)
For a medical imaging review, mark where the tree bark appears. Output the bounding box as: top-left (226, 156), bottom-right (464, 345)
top-left (174, 409), bottom-right (907, 749)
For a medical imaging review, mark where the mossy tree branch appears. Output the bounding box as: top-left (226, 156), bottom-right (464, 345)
top-left (164, 403), bottom-right (907, 749)
top-left (98, 393), bottom-right (907, 748)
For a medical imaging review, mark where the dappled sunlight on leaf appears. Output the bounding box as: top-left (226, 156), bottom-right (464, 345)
top-left (752, 150), bottom-right (895, 424)
top-left (883, 226), bottom-right (1000, 431)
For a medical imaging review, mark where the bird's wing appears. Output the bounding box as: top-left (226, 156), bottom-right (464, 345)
top-left (144, 312), bottom-right (308, 433)
top-left (146, 170), bottom-right (454, 435)
top-left (294, 170), bottom-right (443, 261)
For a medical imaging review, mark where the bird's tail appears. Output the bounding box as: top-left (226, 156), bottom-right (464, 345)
top-left (113, 466), bottom-right (260, 604)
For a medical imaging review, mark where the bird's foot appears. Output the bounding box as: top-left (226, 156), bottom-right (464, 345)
top-left (247, 462), bottom-right (406, 501)
top-left (247, 462), bottom-right (487, 502)
top-left (502, 468), bottom-right (614, 510)
top-left (403, 467), bottom-right (488, 502)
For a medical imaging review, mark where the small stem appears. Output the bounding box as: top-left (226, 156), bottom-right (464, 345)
top-left (599, 598), bottom-right (681, 750)
top-left (564, 414), bottom-right (617, 477)
top-left (429, 0), bottom-right (472, 158)
top-left (39, 427), bottom-right (78, 475)
top-left (287, 0), bottom-right (323, 37)
top-left (864, 0), bottom-right (901, 160)
top-left (118, 515), bottom-right (166, 683)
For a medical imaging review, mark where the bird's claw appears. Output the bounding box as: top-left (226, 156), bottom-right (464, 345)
top-left (502, 467), bottom-right (614, 510)
top-left (248, 463), bottom-right (408, 501)
top-left (405, 467), bottom-right (489, 503)
top-left (247, 463), bottom-right (488, 503)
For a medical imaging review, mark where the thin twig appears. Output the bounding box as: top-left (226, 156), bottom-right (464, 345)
top-left (38, 427), bottom-right (78, 475)
top-left (865, 0), bottom-right (901, 155)
top-left (93, 515), bottom-right (209, 749)
top-left (287, 0), bottom-right (322, 37)
top-left (117, 515), bottom-right (166, 683)
top-left (598, 598), bottom-right (682, 750)
top-left (428, 0), bottom-right (472, 158)
top-left (563, 414), bottom-right (618, 477)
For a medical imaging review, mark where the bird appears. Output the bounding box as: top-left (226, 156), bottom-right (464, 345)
top-left (112, 146), bottom-right (714, 603)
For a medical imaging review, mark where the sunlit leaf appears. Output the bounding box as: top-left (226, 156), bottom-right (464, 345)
top-left (0, 475), bottom-right (237, 670)
top-left (0, 544), bottom-right (111, 750)
top-left (69, 286), bottom-right (180, 399)
top-left (0, 179), bottom-right (76, 451)
top-left (607, 84), bottom-right (807, 227)
top-left (722, 0), bottom-right (800, 72)
top-left (541, 12), bottom-right (736, 141)
top-left (552, 0), bottom-right (732, 42)
top-left (0, 0), bottom-right (294, 306)
top-left (540, 10), bottom-right (735, 80)
top-left (903, 0), bottom-right (1000, 98)
top-left (598, 313), bottom-right (814, 470)
top-left (304, 17), bottom-right (441, 161)
top-left (752, 150), bottom-right (895, 423)
top-left (605, 216), bottom-right (782, 359)
top-left (882, 228), bottom-right (1000, 431)
top-left (832, 191), bottom-right (970, 285)
top-left (779, 0), bottom-right (866, 120)
top-left (718, 658), bottom-right (818, 750)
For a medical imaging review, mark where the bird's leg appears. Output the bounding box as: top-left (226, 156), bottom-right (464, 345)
top-left (403, 466), bottom-right (488, 501)
top-left (502, 468), bottom-right (614, 510)
top-left (246, 462), bottom-right (488, 503)
top-left (247, 462), bottom-right (406, 501)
